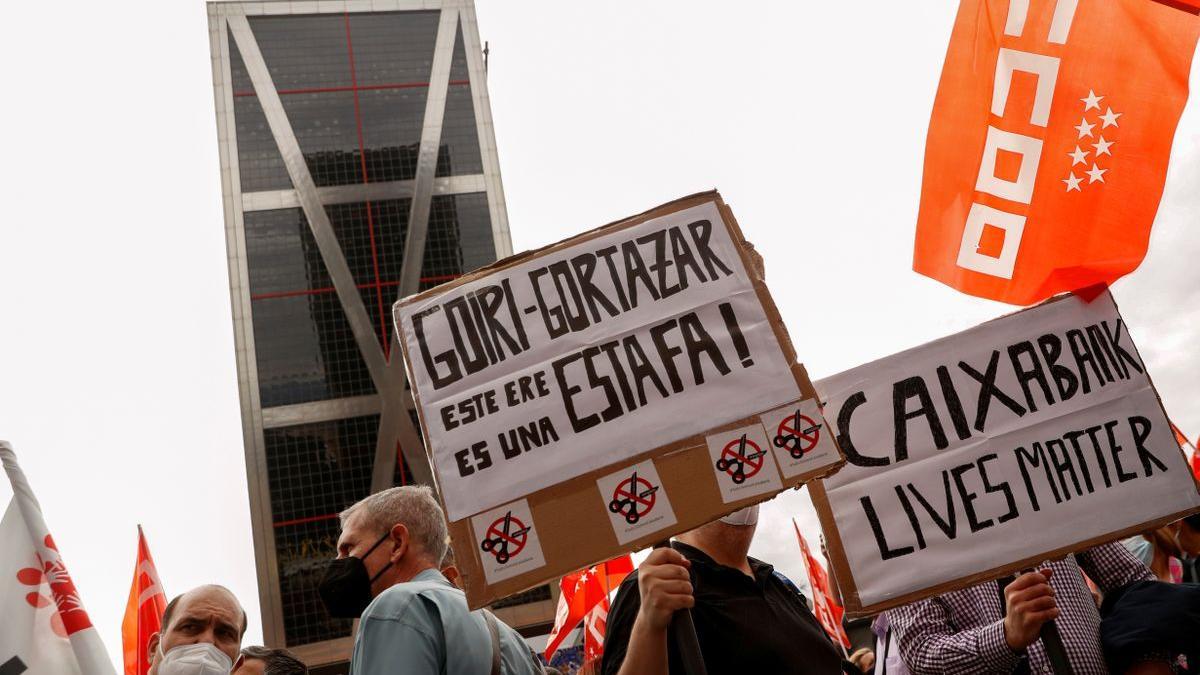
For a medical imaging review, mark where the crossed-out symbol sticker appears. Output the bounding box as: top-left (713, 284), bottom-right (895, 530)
top-left (608, 470), bottom-right (660, 525)
top-left (480, 511), bottom-right (530, 565)
top-left (715, 433), bottom-right (766, 484)
top-left (774, 409), bottom-right (822, 459)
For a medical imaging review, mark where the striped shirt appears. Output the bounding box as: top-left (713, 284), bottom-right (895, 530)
top-left (886, 542), bottom-right (1154, 674)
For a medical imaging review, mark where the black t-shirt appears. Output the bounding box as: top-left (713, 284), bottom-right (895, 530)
top-left (600, 542), bottom-right (844, 675)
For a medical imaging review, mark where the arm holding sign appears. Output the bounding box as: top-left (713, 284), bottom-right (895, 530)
top-left (1076, 542), bottom-right (1176, 671)
top-left (888, 597), bottom-right (1025, 675)
top-left (1000, 569), bottom-right (1059, 651)
top-left (601, 548), bottom-right (694, 675)
top-left (888, 569), bottom-right (1059, 673)
top-left (620, 549), bottom-right (695, 675)
top-left (1075, 541), bottom-right (1154, 591)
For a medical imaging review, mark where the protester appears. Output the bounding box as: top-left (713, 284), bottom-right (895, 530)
top-left (849, 648), bottom-right (875, 673)
top-left (600, 505), bottom-right (845, 674)
top-left (887, 543), bottom-right (1166, 674)
top-left (234, 646), bottom-right (307, 675)
top-left (147, 584), bottom-right (248, 675)
top-left (1099, 579), bottom-right (1200, 673)
top-left (1122, 527), bottom-right (1183, 583)
top-left (1169, 513), bottom-right (1200, 583)
top-left (319, 485), bottom-right (541, 674)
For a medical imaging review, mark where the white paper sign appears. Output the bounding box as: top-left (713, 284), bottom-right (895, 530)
top-left (758, 398), bottom-right (840, 478)
top-left (470, 499), bottom-right (547, 584)
top-left (815, 292), bottom-right (1200, 609)
top-left (706, 424), bottom-right (783, 502)
top-left (396, 201), bottom-right (800, 521)
top-left (596, 460), bottom-right (678, 544)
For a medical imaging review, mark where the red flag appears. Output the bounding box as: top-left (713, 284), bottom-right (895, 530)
top-left (581, 600), bottom-right (608, 663)
top-left (913, 0), bottom-right (1200, 305)
top-left (795, 520), bottom-right (850, 649)
top-left (544, 555), bottom-right (633, 661)
top-left (121, 526), bottom-right (167, 675)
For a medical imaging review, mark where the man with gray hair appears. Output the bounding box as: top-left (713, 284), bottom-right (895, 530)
top-left (234, 646), bottom-right (307, 675)
top-left (318, 485), bottom-right (541, 674)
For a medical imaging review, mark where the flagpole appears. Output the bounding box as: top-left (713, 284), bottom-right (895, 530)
top-left (1, 441), bottom-right (117, 675)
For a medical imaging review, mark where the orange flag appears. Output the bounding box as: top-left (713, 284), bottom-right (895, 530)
top-left (795, 520), bottom-right (850, 649)
top-left (122, 526), bottom-right (167, 675)
top-left (913, 0), bottom-right (1200, 305)
top-left (1172, 422), bottom-right (1200, 480)
top-left (543, 555), bottom-right (634, 662)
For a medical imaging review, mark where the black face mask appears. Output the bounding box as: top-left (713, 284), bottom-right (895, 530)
top-left (318, 532), bottom-right (395, 618)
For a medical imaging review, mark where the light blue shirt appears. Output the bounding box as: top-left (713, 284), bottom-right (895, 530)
top-left (350, 568), bottom-right (542, 675)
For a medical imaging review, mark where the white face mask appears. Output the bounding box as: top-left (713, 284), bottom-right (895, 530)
top-left (719, 504), bottom-right (759, 527)
top-left (156, 642), bottom-right (233, 675)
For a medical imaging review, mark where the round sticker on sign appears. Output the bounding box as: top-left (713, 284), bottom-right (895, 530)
top-left (716, 434), bottom-right (766, 484)
top-left (480, 512), bottom-right (530, 565)
top-left (608, 472), bottom-right (659, 525)
top-left (705, 425), bottom-right (782, 503)
top-left (469, 499), bottom-right (547, 584)
top-left (758, 399), bottom-right (839, 480)
top-left (773, 410), bottom-right (822, 459)
top-left (595, 460), bottom-right (678, 545)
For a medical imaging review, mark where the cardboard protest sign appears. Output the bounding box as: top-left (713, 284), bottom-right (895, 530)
top-left (810, 290), bottom-right (1200, 616)
top-left (394, 191), bottom-right (843, 607)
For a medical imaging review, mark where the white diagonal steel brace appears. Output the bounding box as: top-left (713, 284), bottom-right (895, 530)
top-left (370, 4), bottom-right (461, 495)
top-left (228, 15), bottom-right (399, 403)
top-left (397, 5), bottom-right (461, 298)
top-left (459, 0), bottom-right (513, 259)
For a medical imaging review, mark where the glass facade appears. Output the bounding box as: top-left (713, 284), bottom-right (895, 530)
top-left (210, 2), bottom-right (515, 655)
top-left (244, 194), bottom-right (494, 408)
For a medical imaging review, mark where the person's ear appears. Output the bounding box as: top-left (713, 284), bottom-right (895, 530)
top-left (389, 523), bottom-right (409, 562)
top-left (147, 632), bottom-right (161, 667)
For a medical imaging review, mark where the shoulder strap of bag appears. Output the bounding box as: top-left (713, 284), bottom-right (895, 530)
top-left (482, 609), bottom-right (502, 675)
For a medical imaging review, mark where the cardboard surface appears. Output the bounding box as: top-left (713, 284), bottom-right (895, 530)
top-left (393, 192), bottom-right (845, 607)
top-left (810, 291), bottom-right (1200, 617)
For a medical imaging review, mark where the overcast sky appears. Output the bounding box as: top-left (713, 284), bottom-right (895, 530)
top-left (1, 1), bottom-right (1197, 668)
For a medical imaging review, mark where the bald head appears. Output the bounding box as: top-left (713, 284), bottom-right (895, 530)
top-left (149, 585), bottom-right (247, 674)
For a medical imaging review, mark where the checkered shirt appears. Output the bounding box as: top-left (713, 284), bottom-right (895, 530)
top-left (886, 542), bottom-right (1155, 675)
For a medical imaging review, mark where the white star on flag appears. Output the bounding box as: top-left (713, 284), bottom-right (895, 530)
top-left (1081, 90), bottom-right (1104, 111)
top-left (1063, 172), bottom-right (1083, 192)
top-left (574, 568), bottom-right (593, 592)
top-left (1069, 146), bottom-right (1089, 165)
top-left (1086, 163), bottom-right (1107, 183)
top-left (1100, 107), bottom-right (1122, 128)
top-left (1075, 118), bottom-right (1095, 138)
top-left (1094, 136), bottom-right (1114, 156)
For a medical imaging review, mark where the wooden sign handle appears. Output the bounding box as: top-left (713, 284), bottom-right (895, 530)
top-left (653, 540), bottom-right (708, 675)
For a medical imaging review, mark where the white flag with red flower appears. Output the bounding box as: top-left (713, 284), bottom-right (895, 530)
top-left (1, 441), bottom-right (116, 675)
